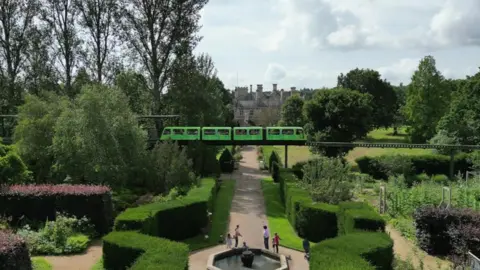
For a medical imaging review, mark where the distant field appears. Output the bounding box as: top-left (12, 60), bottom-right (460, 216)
top-left (269, 127), bottom-right (433, 167)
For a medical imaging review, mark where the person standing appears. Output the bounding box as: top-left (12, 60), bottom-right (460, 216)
top-left (263, 225), bottom-right (270, 249)
top-left (273, 233), bottom-right (281, 253)
top-left (226, 233), bottom-right (233, 249)
top-left (234, 225), bottom-right (242, 248)
top-left (303, 238), bottom-right (310, 260)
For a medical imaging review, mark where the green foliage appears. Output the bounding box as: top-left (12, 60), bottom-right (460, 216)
top-left (404, 56), bottom-right (450, 143)
top-left (114, 70), bottom-right (152, 115)
top-left (16, 214), bottom-right (92, 255)
top-left (304, 88), bottom-right (374, 157)
top-left (148, 141), bottom-right (196, 195)
top-left (103, 231), bottom-right (189, 270)
top-left (377, 154), bottom-right (414, 178)
top-left (356, 153), bottom-right (473, 180)
top-left (338, 68), bottom-right (398, 129)
top-left (310, 232), bottom-right (394, 270)
top-left (268, 150), bottom-right (281, 173)
top-left (301, 157), bottom-right (354, 204)
top-left (185, 143), bottom-right (221, 177)
top-left (337, 202), bottom-right (385, 235)
top-left (0, 148), bottom-right (32, 185)
top-left (436, 73), bottom-right (480, 145)
top-left (114, 178), bottom-right (217, 241)
top-left (32, 257), bottom-right (52, 270)
top-left (279, 94), bottom-right (305, 126)
top-left (14, 93), bottom-right (68, 182)
top-left (52, 84), bottom-right (148, 188)
top-left (218, 148), bottom-right (234, 173)
top-left (271, 161), bottom-right (280, 183)
top-left (429, 130), bottom-right (460, 155)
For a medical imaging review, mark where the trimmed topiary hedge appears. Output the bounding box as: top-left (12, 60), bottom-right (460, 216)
top-left (114, 178), bottom-right (217, 240)
top-left (0, 232), bottom-right (32, 270)
top-left (337, 202), bottom-right (385, 235)
top-left (356, 153), bottom-right (473, 180)
top-left (103, 231), bottom-right (189, 270)
top-left (268, 150), bottom-right (281, 172)
top-left (310, 232), bottom-right (394, 270)
top-left (0, 184), bottom-right (113, 235)
top-left (413, 206), bottom-right (480, 257)
top-left (271, 161), bottom-right (280, 183)
top-left (219, 149), bottom-right (234, 173)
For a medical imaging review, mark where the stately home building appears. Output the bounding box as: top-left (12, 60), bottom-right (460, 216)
top-left (232, 83), bottom-right (299, 125)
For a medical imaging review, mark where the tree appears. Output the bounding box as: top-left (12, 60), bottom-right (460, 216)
top-left (115, 0), bottom-right (208, 118)
top-left (279, 94), bottom-right (304, 126)
top-left (52, 84), bottom-right (148, 187)
top-left (75, 0), bottom-right (117, 83)
top-left (304, 88), bottom-right (374, 157)
top-left (392, 84), bottom-right (407, 135)
top-left (337, 68), bottom-right (397, 129)
top-left (436, 72), bottom-right (480, 146)
top-left (404, 56), bottom-right (450, 143)
top-left (114, 70), bottom-right (152, 115)
top-left (41, 0), bottom-right (81, 97)
top-left (254, 107), bottom-right (280, 126)
top-left (0, 0), bottom-right (39, 110)
top-left (14, 93), bottom-right (69, 182)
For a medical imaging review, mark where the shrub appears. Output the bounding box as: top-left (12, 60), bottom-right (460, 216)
top-left (337, 202), bottom-right (385, 235)
top-left (268, 151), bottom-right (281, 172)
top-left (0, 184), bottom-right (113, 235)
top-left (310, 232), bottom-right (394, 270)
top-left (103, 231), bottom-right (188, 270)
top-left (356, 153), bottom-right (473, 180)
top-left (271, 161), bottom-right (280, 183)
top-left (0, 151), bottom-right (32, 185)
top-left (218, 149), bottom-right (234, 173)
top-left (413, 206), bottom-right (480, 257)
top-left (114, 178), bottom-right (217, 241)
top-left (291, 161), bottom-right (307, 179)
top-left (16, 214), bottom-right (93, 255)
top-left (0, 231), bottom-right (32, 270)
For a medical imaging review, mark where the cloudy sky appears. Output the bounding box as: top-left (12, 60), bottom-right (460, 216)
top-left (194, 0), bottom-right (480, 90)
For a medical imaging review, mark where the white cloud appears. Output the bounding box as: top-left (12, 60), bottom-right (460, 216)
top-left (377, 58), bottom-right (420, 85)
top-left (264, 63), bottom-right (287, 83)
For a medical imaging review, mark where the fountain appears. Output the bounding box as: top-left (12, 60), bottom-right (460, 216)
top-left (207, 248), bottom-right (288, 270)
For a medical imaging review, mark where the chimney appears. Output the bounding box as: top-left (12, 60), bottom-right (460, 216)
top-left (273, 83), bottom-right (278, 91)
top-left (256, 84), bottom-right (263, 92)
top-left (280, 88), bottom-right (284, 100)
top-left (249, 84), bottom-right (252, 93)
top-left (290, 86), bottom-right (296, 92)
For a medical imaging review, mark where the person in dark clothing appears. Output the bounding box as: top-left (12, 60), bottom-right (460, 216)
top-left (303, 238), bottom-right (310, 260)
top-left (234, 225), bottom-right (242, 248)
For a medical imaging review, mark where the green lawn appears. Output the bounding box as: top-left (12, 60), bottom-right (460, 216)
top-left (261, 177), bottom-right (314, 251)
top-left (182, 179), bottom-right (236, 250)
top-left (91, 258), bottom-right (103, 270)
top-left (265, 128), bottom-right (433, 168)
top-left (32, 257), bottom-right (52, 270)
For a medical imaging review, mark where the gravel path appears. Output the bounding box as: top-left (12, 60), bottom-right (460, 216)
top-left (43, 239), bottom-right (102, 270)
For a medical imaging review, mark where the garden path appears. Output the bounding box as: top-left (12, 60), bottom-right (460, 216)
top-left (188, 146), bottom-right (308, 270)
top-left (42, 239), bottom-right (102, 270)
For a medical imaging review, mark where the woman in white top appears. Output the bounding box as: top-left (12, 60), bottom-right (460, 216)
top-left (226, 233), bottom-right (233, 249)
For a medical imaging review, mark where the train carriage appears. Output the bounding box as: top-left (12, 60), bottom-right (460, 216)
top-left (233, 127), bottom-right (263, 140)
top-left (202, 127), bottom-right (232, 140)
top-left (266, 127), bottom-right (305, 141)
top-left (160, 127), bottom-right (201, 140)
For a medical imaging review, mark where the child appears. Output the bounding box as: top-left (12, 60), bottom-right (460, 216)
top-left (272, 232), bottom-right (281, 253)
top-left (226, 233), bottom-right (232, 249)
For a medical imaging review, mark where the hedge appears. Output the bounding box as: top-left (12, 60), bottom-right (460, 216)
top-left (271, 161), bottom-right (280, 183)
top-left (219, 149), bottom-right (234, 173)
top-left (279, 169), bottom-right (338, 242)
top-left (356, 153), bottom-right (473, 180)
top-left (260, 147), bottom-right (282, 170)
top-left (114, 178), bottom-right (218, 240)
top-left (310, 232), bottom-right (394, 270)
top-left (103, 231), bottom-right (188, 270)
top-left (337, 202), bottom-right (385, 235)
top-left (413, 206), bottom-right (480, 256)
top-left (0, 184), bottom-right (113, 235)
top-left (0, 232), bottom-right (32, 270)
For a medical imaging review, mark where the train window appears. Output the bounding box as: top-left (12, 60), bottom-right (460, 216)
top-left (173, 129), bottom-right (185, 135)
top-left (249, 129), bottom-right (260, 135)
top-left (282, 129), bottom-right (294, 135)
top-left (235, 129), bottom-right (247, 135)
top-left (204, 129), bottom-right (215, 135)
top-left (187, 129), bottom-right (198, 135)
top-left (296, 129), bottom-right (304, 135)
top-left (218, 129), bottom-right (230, 135)
top-left (163, 129), bottom-right (171, 135)
top-left (268, 129), bottom-right (280, 135)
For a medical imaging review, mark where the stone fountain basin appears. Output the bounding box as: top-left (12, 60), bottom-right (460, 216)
top-left (207, 248), bottom-right (288, 270)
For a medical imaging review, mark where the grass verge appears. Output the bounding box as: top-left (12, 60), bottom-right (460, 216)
top-left (90, 258), bottom-right (103, 270)
top-left (32, 257), bottom-right (52, 270)
top-left (182, 179), bottom-right (236, 250)
top-left (261, 177), bottom-right (314, 251)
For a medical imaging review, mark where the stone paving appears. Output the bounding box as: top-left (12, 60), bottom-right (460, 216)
top-left (188, 146), bottom-right (309, 270)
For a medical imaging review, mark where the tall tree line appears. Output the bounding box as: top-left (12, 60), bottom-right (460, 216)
top-left (0, 0), bottom-right (208, 115)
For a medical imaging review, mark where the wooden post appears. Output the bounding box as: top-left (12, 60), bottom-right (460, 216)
top-left (284, 145), bottom-right (288, 168)
top-left (449, 149), bottom-right (455, 180)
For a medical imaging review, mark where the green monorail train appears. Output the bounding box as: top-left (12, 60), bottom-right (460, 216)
top-left (159, 126), bottom-right (306, 141)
